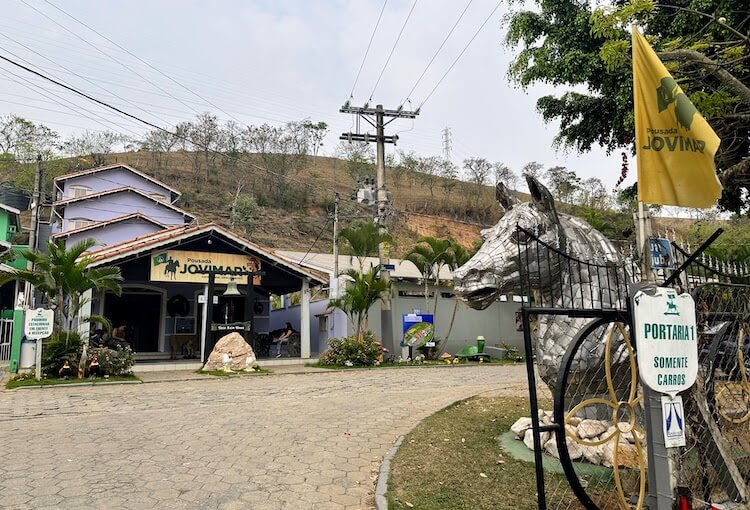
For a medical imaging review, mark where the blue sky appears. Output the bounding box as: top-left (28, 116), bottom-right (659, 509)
top-left (0, 0), bottom-right (624, 189)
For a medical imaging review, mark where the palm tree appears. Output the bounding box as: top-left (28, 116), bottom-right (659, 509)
top-left (0, 239), bottom-right (123, 376)
top-left (402, 237), bottom-right (452, 316)
top-left (444, 241), bottom-right (477, 342)
top-left (338, 221), bottom-right (393, 271)
top-left (328, 265), bottom-right (391, 342)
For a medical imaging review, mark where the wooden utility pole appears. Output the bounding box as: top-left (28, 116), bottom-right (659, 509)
top-left (332, 192), bottom-right (340, 298)
top-left (339, 103), bottom-right (419, 354)
top-left (25, 155), bottom-right (43, 308)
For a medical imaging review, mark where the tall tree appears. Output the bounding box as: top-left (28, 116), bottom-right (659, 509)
top-left (63, 131), bottom-right (123, 166)
top-left (302, 121), bottom-right (328, 158)
top-left (545, 165), bottom-right (581, 203)
top-left (402, 237), bottom-right (452, 315)
top-left (328, 265), bottom-right (391, 342)
top-left (0, 239), bottom-right (122, 377)
top-left (505, 0), bottom-right (750, 212)
top-left (494, 163), bottom-right (519, 190)
top-left (444, 241), bottom-right (477, 342)
top-left (0, 114), bottom-right (59, 162)
top-left (338, 221), bottom-right (393, 271)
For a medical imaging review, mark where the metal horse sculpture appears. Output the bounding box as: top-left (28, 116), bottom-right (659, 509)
top-left (454, 176), bottom-right (627, 385)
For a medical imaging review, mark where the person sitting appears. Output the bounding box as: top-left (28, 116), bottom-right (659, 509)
top-left (110, 325), bottom-right (128, 348)
top-left (88, 356), bottom-right (101, 378)
top-left (58, 359), bottom-right (73, 379)
top-left (274, 322), bottom-right (295, 358)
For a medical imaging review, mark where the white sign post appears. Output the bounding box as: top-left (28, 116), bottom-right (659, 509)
top-left (633, 288), bottom-right (697, 449)
top-left (24, 308), bottom-right (54, 381)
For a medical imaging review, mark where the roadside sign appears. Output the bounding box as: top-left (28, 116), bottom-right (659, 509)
top-left (24, 308), bottom-right (54, 340)
top-left (633, 288), bottom-right (698, 397)
top-left (661, 395), bottom-right (686, 447)
top-left (649, 237), bottom-right (674, 269)
top-left (402, 313), bottom-right (434, 347)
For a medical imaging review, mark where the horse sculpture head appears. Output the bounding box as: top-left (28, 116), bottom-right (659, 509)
top-left (454, 176), bottom-right (567, 310)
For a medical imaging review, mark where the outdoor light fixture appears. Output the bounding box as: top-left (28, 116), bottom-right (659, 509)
top-left (223, 279), bottom-right (242, 296)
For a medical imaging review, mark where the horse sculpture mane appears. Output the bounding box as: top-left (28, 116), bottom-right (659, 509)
top-left (454, 176), bottom-right (627, 385)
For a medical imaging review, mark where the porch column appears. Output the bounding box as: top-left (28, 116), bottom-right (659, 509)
top-left (300, 277), bottom-right (311, 358)
top-left (78, 289), bottom-right (92, 340)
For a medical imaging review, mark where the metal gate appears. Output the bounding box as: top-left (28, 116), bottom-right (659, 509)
top-left (0, 317), bottom-right (13, 362)
top-left (518, 226), bottom-right (750, 509)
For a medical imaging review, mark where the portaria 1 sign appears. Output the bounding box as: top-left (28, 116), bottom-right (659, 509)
top-left (633, 288), bottom-right (698, 398)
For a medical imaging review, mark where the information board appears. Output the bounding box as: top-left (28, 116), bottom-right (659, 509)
top-left (402, 313), bottom-right (434, 348)
top-left (633, 288), bottom-right (698, 397)
top-left (24, 308), bottom-right (54, 340)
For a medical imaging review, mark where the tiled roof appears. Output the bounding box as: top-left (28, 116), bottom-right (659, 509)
top-left (51, 212), bottom-right (168, 239)
top-left (53, 186), bottom-right (195, 220)
top-left (274, 251), bottom-right (454, 281)
top-left (0, 203), bottom-right (21, 216)
top-left (54, 163), bottom-right (181, 198)
top-left (85, 223), bottom-right (328, 284)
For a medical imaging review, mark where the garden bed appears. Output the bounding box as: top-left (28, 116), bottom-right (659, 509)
top-left (6, 374), bottom-right (140, 389)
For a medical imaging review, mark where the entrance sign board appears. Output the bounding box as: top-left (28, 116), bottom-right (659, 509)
top-left (210, 322), bottom-right (251, 332)
top-left (24, 308), bottom-right (54, 339)
top-left (661, 395), bottom-right (687, 447)
top-left (151, 250), bottom-right (261, 285)
top-left (633, 288), bottom-right (698, 397)
top-left (648, 237), bottom-right (674, 269)
top-left (402, 313), bottom-right (434, 347)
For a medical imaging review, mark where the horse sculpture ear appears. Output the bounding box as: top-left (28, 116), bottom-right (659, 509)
top-left (496, 182), bottom-right (521, 211)
top-left (526, 175), bottom-right (561, 225)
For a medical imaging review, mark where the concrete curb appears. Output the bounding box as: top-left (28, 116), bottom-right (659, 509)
top-left (12, 380), bottom-right (142, 390)
top-left (375, 435), bottom-right (404, 510)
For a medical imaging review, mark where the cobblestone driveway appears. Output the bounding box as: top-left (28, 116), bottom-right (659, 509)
top-left (0, 365), bottom-right (527, 509)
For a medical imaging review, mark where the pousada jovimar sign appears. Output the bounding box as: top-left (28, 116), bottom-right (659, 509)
top-left (633, 288), bottom-right (698, 397)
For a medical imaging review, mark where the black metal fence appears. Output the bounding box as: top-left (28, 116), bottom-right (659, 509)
top-left (517, 226), bottom-right (750, 509)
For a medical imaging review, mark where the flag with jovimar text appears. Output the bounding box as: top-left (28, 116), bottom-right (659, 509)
top-left (632, 27), bottom-right (723, 208)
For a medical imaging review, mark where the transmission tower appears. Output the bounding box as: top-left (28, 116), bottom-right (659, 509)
top-left (442, 126), bottom-right (452, 163)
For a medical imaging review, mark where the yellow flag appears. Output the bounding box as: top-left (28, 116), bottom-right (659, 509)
top-left (632, 27), bottom-right (722, 207)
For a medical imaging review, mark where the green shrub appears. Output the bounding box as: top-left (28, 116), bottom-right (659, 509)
top-left (41, 332), bottom-right (83, 376)
top-left (319, 332), bottom-right (384, 366)
top-left (87, 346), bottom-right (135, 375)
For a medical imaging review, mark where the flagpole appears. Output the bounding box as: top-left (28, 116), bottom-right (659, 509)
top-left (636, 200), bottom-right (654, 282)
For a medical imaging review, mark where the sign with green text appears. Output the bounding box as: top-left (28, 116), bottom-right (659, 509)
top-left (633, 288), bottom-right (698, 397)
top-left (24, 308), bottom-right (54, 340)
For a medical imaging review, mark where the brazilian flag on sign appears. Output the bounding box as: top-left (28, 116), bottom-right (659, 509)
top-left (153, 253), bottom-right (168, 266)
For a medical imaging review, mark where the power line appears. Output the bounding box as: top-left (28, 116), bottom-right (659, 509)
top-left (350, 0), bottom-right (389, 100)
top-left (401, 0), bottom-right (474, 106)
top-left (417, 1), bottom-right (502, 110)
top-left (0, 62), bottom-right (143, 136)
top-left (0, 49), bottom-right (377, 222)
top-left (0, 31), bottom-right (176, 128)
top-left (369, 0), bottom-right (419, 101)
top-left (41, 0), bottom-right (251, 127)
top-left (17, 0), bottom-right (202, 117)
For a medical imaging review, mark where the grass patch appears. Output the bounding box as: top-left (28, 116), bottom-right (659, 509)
top-left (195, 369), bottom-right (271, 377)
top-left (6, 374), bottom-right (140, 389)
top-left (386, 396), bottom-right (571, 510)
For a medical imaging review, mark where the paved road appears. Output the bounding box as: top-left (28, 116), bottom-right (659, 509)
top-left (0, 365), bottom-right (527, 509)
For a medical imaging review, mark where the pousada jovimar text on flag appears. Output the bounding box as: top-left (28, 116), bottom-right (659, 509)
top-left (632, 27), bottom-right (723, 208)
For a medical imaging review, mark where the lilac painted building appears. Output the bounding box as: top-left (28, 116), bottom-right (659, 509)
top-left (51, 164), bottom-right (194, 248)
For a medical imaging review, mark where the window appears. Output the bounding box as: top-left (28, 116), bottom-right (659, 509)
top-left (68, 185), bottom-right (91, 198)
top-left (69, 218), bottom-right (95, 230)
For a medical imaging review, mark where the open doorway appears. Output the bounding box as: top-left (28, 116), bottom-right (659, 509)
top-left (104, 287), bottom-right (163, 353)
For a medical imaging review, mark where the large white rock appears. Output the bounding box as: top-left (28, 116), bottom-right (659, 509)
top-left (523, 428), bottom-right (550, 450)
top-left (511, 417), bottom-right (533, 439)
top-left (544, 435), bottom-right (583, 461)
top-left (600, 442), bottom-right (642, 469)
top-left (577, 419), bottom-right (608, 439)
top-left (580, 444), bottom-right (603, 465)
top-left (202, 332), bottom-right (257, 371)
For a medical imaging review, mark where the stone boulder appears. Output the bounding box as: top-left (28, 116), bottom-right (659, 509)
top-left (202, 332), bottom-right (258, 371)
top-left (511, 417), bottom-right (533, 439)
top-left (577, 419), bottom-right (608, 439)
